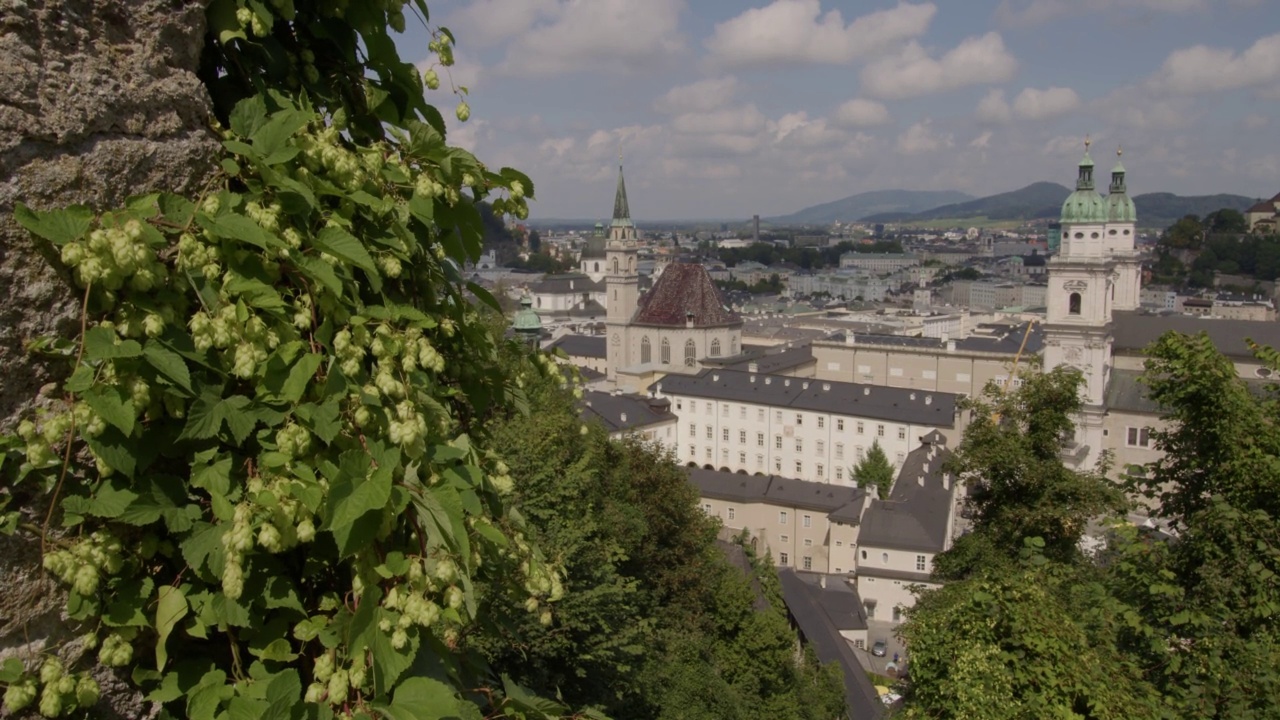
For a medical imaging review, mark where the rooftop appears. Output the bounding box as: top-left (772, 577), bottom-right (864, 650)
top-left (547, 334), bottom-right (607, 359)
top-left (1112, 312), bottom-right (1280, 358)
top-left (633, 263), bottom-right (741, 328)
top-left (857, 436), bottom-right (956, 554)
top-left (529, 273), bottom-right (604, 295)
top-left (687, 467), bottom-right (867, 520)
top-left (655, 369), bottom-right (959, 428)
top-left (580, 391), bottom-right (674, 434)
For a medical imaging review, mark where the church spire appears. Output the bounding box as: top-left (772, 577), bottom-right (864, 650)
top-left (1076, 136), bottom-right (1095, 191)
top-left (1109, 146), bottom-right (1126, 194)
top-left (612, 158), bottom-right (631, 223)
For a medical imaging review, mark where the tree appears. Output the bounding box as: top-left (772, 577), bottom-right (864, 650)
top-left (1160, 214), bottom-right (1205, 250)
top-left (1204, 207), bottom-right (1248, 235)
top-left (852, 441), bottom-right (894, 500)
top-left (0, 3), bottom-right (585, 719)
top-left (935, 367), bottom-right (1127, 578)
top-left (528, 228), bottom-right (542, 252)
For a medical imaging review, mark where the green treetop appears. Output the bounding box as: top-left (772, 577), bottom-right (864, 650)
top-left (852, 440), bottom-right (894, 500)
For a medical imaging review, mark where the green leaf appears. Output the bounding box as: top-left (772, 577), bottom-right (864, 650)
top-left (249, 638), bottom-right (297, 663)
top-left (64, 365), bottom-right (96, 393)
top-left (105, 577), bottom-right (155, 627)
top-left (84, 327), bottom-right (142, 360)
top-left (280, 353), bottom-right (322, 403)
top-left (0, 657), bottom-right (24, 683)
top-left (182, 523), bottom-right (226, 576)
top-left (310, 225), bottom-right (377, 273)
top-left (369, 609), bottom-right (417, 696)
top-left (192, 454), bottom-right (233, 496)
top-left (328, 462), bottom-right (392, 529)
top-left (293, 254), bottom-right (343, 296)
top-left (371, 676), bottom-right (462, 720)
top-left (86, 430), bottom-right (137, 478)
top-left (145, 341), bottom-right (193, 394)
top-left (202, 213), bottom-right (284, 251)
top-left (14, 202), bottom-right (93, 246)
top-left (83, 385), bottom-right (135, 435)
top-left (155, 585), bottom-right (189, 671)
top-left (251, 109), bottom-right (310, 159)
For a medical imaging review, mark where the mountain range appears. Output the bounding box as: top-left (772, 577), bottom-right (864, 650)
top-left (774, 184), bottom-right (1259, 228)
top-left (765, 189), bottom-right (973, 225)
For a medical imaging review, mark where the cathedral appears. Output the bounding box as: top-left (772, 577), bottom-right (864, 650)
top-left (1043, 140), bottom-right (1142, 468)
top-left (598, 163), bottom-right (744, 388)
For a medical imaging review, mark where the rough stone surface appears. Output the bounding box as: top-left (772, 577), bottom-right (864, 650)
top-left (0, 0), bottom-right (219, 716)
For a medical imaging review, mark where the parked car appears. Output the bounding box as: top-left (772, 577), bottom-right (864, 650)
top-left (871, 640), bottom-right (887, 657)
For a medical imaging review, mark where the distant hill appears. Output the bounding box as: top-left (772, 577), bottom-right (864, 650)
top-left (863, 182), bottom-right (1070, 223)
top-left (860, 183), bottom-right (1257, 228)
top-left (1131, 193), bottom-right (1256, 227)
top-left (766, 189), bottom-right (973, 225)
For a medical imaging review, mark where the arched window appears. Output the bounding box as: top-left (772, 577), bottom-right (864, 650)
top-left (641, 336), bottom-right (651, 364)
top-left (731, 338), bottom-right (739, 355)
top-left (629, 257), bottom-right (636, 272)
top-left (611, 258), bottom-right (619, 274)
top-left (660, 338), bottom-right (671, 364)
top-left (684, 339), bottom-right (697, 367)
top-left (594, 262), bottom-right (600, 272)
top-left (1069, 292), bottom-right (1082, 315)
top-left (710, 339), bottom-right (721, 357)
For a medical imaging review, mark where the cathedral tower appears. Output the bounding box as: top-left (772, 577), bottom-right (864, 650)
top-left (1104, 149), bottom-right (1141, 311)
top-left (1044, 140), bottom-right (1114, 469)
top-left (605, 161), bottom-right (639, 380)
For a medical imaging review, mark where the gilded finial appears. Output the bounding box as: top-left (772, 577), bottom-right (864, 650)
top-left (1116, 145), bottom-right (1123, 158)
top-left (618, 141), bottom-right (623, 167)
top-left (1084, 135), bottom-right (1091, 151)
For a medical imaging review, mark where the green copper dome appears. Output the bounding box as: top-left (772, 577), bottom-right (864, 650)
top-left (512, 295), bottom-right (542, 335)
top-left (1105, 153), bottom-right (1137, 223)
top-left (1061, 144), bottom-right (1107, 224)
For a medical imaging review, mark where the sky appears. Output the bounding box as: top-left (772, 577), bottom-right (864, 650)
top-left (394, 0), bottom-right (1280, 220)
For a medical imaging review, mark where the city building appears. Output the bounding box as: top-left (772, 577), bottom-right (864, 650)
top-left (1246, 192), bottom-right (1280, 234)
top-left (652, 369), bottom-right (962, 481)
top-left (839, 252), bottom-right (920, 274)
top-left (579, 390), bottom-right (678, 443)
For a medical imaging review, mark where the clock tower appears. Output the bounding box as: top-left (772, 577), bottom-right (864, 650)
top-left (604, 161), bottom-right (639, 380)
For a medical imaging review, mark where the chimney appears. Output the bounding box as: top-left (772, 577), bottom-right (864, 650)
top-left (785, 379), bottom-right (791, 387)
top-left (923, 462), bottom-right (929, 474)
top-left (685, 311), bottom-right (695, 329)
top-left (925, 395), bottom-right (933, 405)
top-left (620, 412), bottom-right (627, 423)
top-left (943, 473), bottom-right (951, 490)
top-left (802, 381), bottom-right (810, 390)
top-left (819, 575), bottom-right (826, 588)
top-left (712, 373), bottom-right (720, 382)
top-left (863, 387), bottom-right (870, 396)
top-left (910, 392), bottom-right (917, 401)
top-left (917, 475), bottom-right (924, 487)
top-left (822, 383), bottom-right (830, 391)
top-left (946, 340), bottom-right (956, 352)
top-left (845, 334), bottom-right (856, 347)
top-left (748, 361), bottom-right (759, 373)
top-left (750, 375), bottom-right (756, 383)
top-left (655, 383), bottom-right (663, 397)
top-left (765, 377), bottom-right (772, 385)
top-left (570, 280), bottom-right (575, 290)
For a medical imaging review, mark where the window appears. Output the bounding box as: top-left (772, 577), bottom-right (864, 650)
top-left (705, 448), bottom-right (712, 460)
top-left (774, 457), bottom-right (782, 472)
top-left (803, 556), bottom-right (812, 570)
top-left (816, 440), bottom-right (825, 455)
top-left (640, 336), bottom-right (651, 364)
top-left (780, 553), bottom-right (789, 566)
top-left (1126, 426), bottom-right (1151, 448)
top-left (896, 452), bottom-right (905, 464)
top-left (780, 534), bottom-right (789, 543)
top-left (676, 400), bottom-right (682, 411)
top-left (688, 445), bottom-right (695, 457)
top-left (683, 339), bottom-right (697, 367)
top-left (775, 436), bottom-right (783, 449)
top-left (689, 424), bottom-right (696, 437)
top-left (861, 550), bottom-right (867, 560)
top-left (892, 607), bottom-right (902, 622)
top-left (803, 514), bottom-right (812, 528)
top-left (916, 555), bottom-right (927, 571)
top-left (728, 507), bottom-right (736, 520)
top-left (1069, 292), bottom-right (1082, 315)
top-left (738, 451), bottom-right (746, 465)
top-left (854, 639), bottom-right (864, 649)
top-left (796, 413), bottom-right (803, 426)
top-left (702, 503), bottom-right (711, 513)
top-left (757, 432), bottom-right (765, 447)
top-left (877, 424), bottom-right (885, 437)
top-left (721, 448), bottom-right (729, 463)
top-left (705, 426), bottom-right (712, 440)
top-left (817, 417), bottom-right (825, 429)
top-left (881, 552), bottom-right (889, 564)
top-left (779, 511), bottom-right (788, 524)
top-left (794, 460), bottom-right (803, 474)
top-left (804, 538), bottom-right (813, 547)
top-left (710, 339), bottom-right (721, 357)
top-left (660, 338), bottom-right (670, 364)
top-left (956, 372), bottom-right (971, 382)
top-left (889, 367), bottom-right (903, 377)
top-left (835, 443), bottom-right (844, 460)
top-left (722, 428), bottom-right (729, 442)
top-left (922, 369), bottom-right (937, 380)
top-left (816, 464), bottom-right (825, 478)
top-left (836, 540), bottom-right (843, 547)
top-left (795, 439), bottom-right (803, 453)
top-left (722, 403), bottom-right (729, 417)
top-left (739, 406), bottom-right (747, 420)
top-left (757, 409), bottom-right (765, 422)
top-left (856, 421), bottom-right (864, 435)
top-left (837, 419), bottom-right (845, 431)
top-left (835, 467), bottom-right (844, 481)
top-left (897, 426), bottom-right (906, 440)
top-left (706, 402), bottom-right (713, 414)
top-left (756, 454), bottom-right (764, 468)
top-left (739, 430), bottom-right (746, 444)
top-left (856, 447), bottom-right (864, 461)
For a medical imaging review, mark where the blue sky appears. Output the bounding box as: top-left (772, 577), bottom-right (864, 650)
top-left (395, 1), bottom-right (1280, 220)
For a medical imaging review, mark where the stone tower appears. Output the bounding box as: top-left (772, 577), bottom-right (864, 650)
top-left (1044, 140), bottom-right (1114, 469)
top-left (1104, 149), bottom-right (1141, 311)
top-left (605, 162), bottom-right (639, 380)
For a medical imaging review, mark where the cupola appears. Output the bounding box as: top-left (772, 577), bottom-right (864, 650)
top-left (1060, 138), bottom-right (1107, 225)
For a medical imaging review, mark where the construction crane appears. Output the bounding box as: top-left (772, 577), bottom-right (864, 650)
top-left (991, 320), bottom-right (1038, 424)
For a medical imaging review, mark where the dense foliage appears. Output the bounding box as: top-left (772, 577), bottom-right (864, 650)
top-left (0, 2), bottom-right (604, 719)
top-left (851, 440), bottom-right (894, 501)
top-left (901, 334), bottom-right (1280, 719)
top-left (1151, 210), bottom-right (1280, 287)
top-left (472, 359), bottom-right (847, 720)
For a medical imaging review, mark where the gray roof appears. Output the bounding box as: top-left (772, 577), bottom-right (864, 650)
top-left (688, 467), bottom-right (867, 521)
top-left (580, 391), bottom-right (673, 433)
top-left (708, 345), bottom-right (816, 375)
top-left (548, 334), bottom-right (607, 359)
top-left (529, 273), bottom-right (604, 294)
top-left (858, 439), bottom-right (956, 554)
top-left (777, 569), bottom-right (884, 720)
top-left (1105, 369), bottom-right (1161, 414)
top-left (654, 369), bottom-right (958, 428)
top-left (1112, 311), bottom-right (1280, 359)
top-left (827, 321), bottom-right (1043, 356)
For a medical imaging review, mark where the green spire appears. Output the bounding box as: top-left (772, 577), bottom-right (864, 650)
top-left (1075, 136), bottom-right (1095, 191)
top-left (1109, 146), bottom-right (1126, 194)
top-left (1106, 146), bottom-right (1137, 223)
top-left (512, 294), bottom-right (542, 342)
top-left (612, 163), bottom-right (631, 224)
top-left (1061, 136), bottom-right (1107, 224)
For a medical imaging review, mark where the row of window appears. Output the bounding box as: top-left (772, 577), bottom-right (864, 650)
top-left (859, 548), bottom-right (928, 571)
top-left (778, 553), bottom-right (813, 570)
top-left (639, 337), bottom-right (738, 366)
top-left (686, 445), bottom-right (907, 476)
top-left (685, 420), bottom-right (905, 442)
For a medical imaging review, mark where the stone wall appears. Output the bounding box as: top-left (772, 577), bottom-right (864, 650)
top-left (0, 1), bottom-right (219, 716)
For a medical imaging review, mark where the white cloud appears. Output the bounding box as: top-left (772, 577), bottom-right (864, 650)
top-left (896, 119), bottom-right (952, 154)
top-left (1243, 112), bottom-right (1269, 129)
top-left (862, 33), bottom-right (1018, 100)
top-left (1011, 86), bottom-right (1080, 120)
top-left (704, 0), bottom-right (935, 68)
top-left (994, 0), bottom-right (1206, 27)
top-left (671, 105), bottom-right (768, 135)
top-left (493, 0), bottom-right (686, 76)
top-left (655, 77), bottom-right (740, 114)
top-left (445, 0), bottom-right (559, 46)
top-left (970, 131), bottom-right (994, 149)
top-left (1148, 32), bottom-right (1280, 94)
top-left (976, 89), bottom-right (1011, 123)
top-left (834, 98), bottom-right (891, 127)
